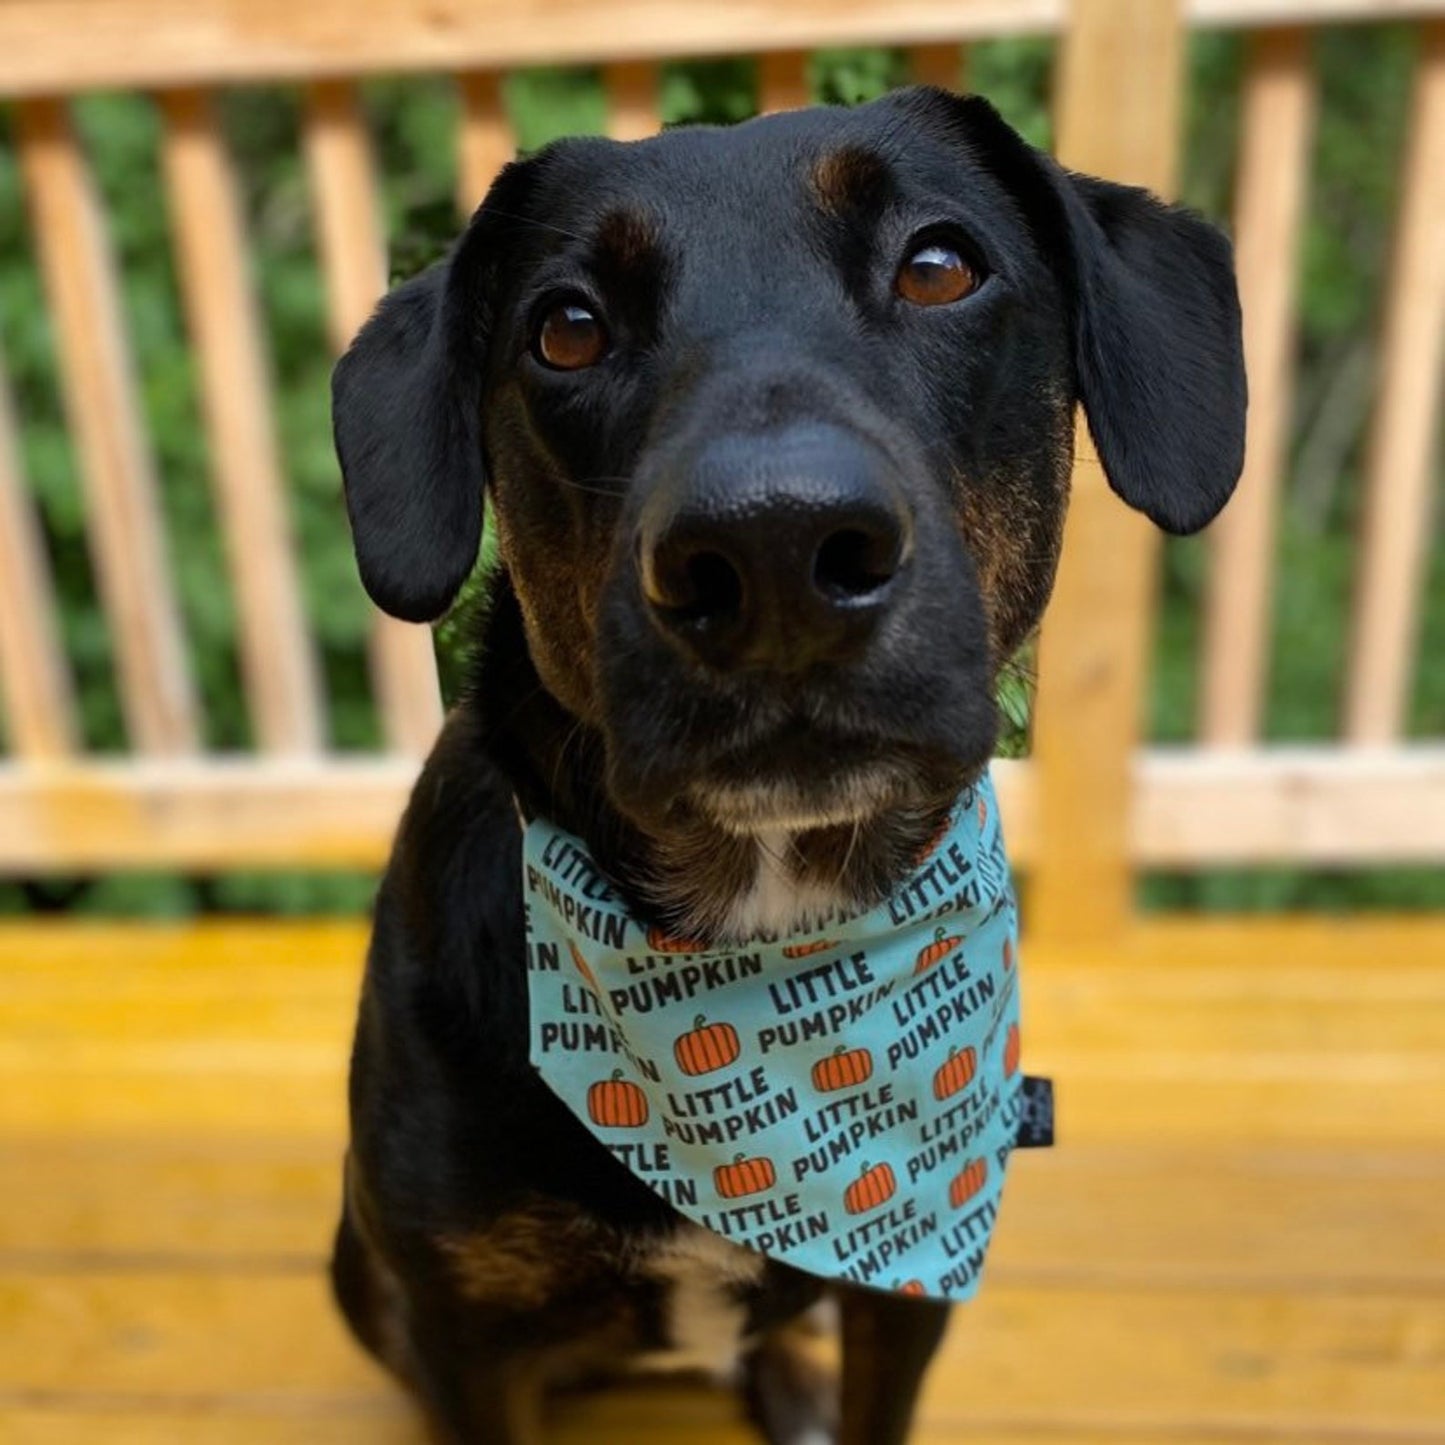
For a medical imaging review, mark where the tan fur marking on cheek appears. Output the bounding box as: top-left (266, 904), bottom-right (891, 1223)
top-left (492, 499), bottom-right (609, 720)
top-left (956, 480), bottom-right (1025, 662)
top-left (955, 443), bottom-right (1069, 666)
top-left (508, 564), bottom-right (602, 720)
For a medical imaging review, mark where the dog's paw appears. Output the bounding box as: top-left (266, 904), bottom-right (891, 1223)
top-left (743, 1319), bottom-right (839, 1445)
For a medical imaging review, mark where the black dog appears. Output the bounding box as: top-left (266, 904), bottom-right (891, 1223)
top-left (329, 88), bottom-right (1245, 1444)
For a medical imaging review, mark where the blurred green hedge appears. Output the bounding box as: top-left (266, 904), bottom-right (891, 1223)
top-left (0, 28), bottom-right (1439, 914)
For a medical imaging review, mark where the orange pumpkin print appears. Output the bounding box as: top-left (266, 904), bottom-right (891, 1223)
top-left (895, 1278), bottom-right (927, 1297)
top-left (844, 1161), bottom-right (897, 1216)
top-left (911, 815), bottom-right (950, 867)
top-left (811, 1045), bottom-right (874, 1093)
top-left (1003, 1023), bottom-right (1021, 1077)
top-left (1002, 937), bottom-right (1014, 972)
top-left (713, 1153), bottom-right (777, 1200)
top-left (915, 926), bottom-right (963, 975)
top-left (674, 1015), bottom-right (741, 1076)
top-left (931, 1045), bottom-right (978, 1101)
top-left (646, 925), bottom-right (707, 954)
top-left (977, 794), bottom-right (989, 829)
top-left (949, 1157), bottom-right (988, 1209)
top-left (568, 941), bottom-right (599, 992)
top-left (781, 938), bottom-right (837, 960)
top-left (587, 1069), bottom-right (648, 1128)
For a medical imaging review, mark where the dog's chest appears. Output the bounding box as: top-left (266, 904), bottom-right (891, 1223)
top-left (629, 1225), bottom-right (766, 1378)
top-left (562, 837), bottom-right (842, 1380)
top-left (718, 831), bottom-right (848, 941)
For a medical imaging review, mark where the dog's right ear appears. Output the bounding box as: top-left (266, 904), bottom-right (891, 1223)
top-left (332, 237), bottom-right (487, 624)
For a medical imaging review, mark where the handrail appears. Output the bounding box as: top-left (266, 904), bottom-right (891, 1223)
top-left (0, 0), bottom-right (1443, 96)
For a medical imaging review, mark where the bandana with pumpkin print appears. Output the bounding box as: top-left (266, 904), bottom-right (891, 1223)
top-left (522, 771), bottom-right (1047, 1302)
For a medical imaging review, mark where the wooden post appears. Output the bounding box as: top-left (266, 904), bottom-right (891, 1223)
top-left (457, 72), bottom-right (514, 218)
top-left (1343, 21), bottom-right (1445, 745)
top-left (1199, 28), bottom-right (1314, 746)
top-left (604, 61), bottom-right (661, 140)
top-left (758, 53), bottom-right (811, 114)
top-left (159, 87), bottom-right (325, 756)
top-left (302, 80), bottom-right (444, 757)
top-left (909, 44), bottom-right (965, 92)
top-left (0, 358), bottom-right (78, 760)
top-left (1028, 0), bottom-right (1187, 947)
top-left (16, 97), bottom-right (200, 758)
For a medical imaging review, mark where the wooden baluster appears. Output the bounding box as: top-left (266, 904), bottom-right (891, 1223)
top-left (0, 357), bottom-right (78, 760)
top-left (1199, 28), bottom-right (1314, 747)
top-left (604, 61), bottom-right (662, 141)
top-left (909, 43), bottom-right (966, 92)
top-left (457, 71), bottom-right (514, 217)
top-left (302, 79), bottom-right (444, 757)
top-left (16, 97), bottom-right (199, 757)
top-left (158, 87), bottom-right (324, 756)
top-left (759, 52), bottom-right (811, 114)
top-left (1029, 0), bottom-right (1185, 946)
top-left (1344, 20), bottom-right (1445, 744)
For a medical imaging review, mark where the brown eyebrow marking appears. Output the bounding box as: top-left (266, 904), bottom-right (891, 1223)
top-left (591, 208), bottom-right (664, 282)
top-left (809, 146), bottom-right (895, 216)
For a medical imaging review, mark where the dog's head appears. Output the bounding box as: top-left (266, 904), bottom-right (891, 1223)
top-left (335, 89), bottom-right (1243, 870)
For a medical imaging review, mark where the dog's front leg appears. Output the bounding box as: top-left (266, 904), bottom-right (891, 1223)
top-left (837, 1285), bottom-right (950, 1445)
top-left (416, 1361), bottom-right (543, 1445)
top-left (402, 1317), bottom-right (545, 1445)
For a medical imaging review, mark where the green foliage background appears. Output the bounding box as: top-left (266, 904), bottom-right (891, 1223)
top-left (0, 27), bottom-right (1439, 915)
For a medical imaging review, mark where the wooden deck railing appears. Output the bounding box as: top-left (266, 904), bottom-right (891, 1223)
top-left (0, 0), bottom-right (1441, 942)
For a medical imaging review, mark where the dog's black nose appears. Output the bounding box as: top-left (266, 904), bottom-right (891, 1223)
top-left (638, 425), bottom-right (911, 672)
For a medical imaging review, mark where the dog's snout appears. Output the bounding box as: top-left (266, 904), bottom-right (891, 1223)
top-left (638, 424), bottom-right (911, 672)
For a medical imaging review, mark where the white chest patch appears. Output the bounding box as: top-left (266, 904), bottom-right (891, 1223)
top-left (629, 1225), bottom-right (766, 1379)
top-left (719, 831), bottom-right (849, 942)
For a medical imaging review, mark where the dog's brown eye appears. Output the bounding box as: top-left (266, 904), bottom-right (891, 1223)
top-left (896, 244), bottom-right (978, 307)
top-left (535, 302), bottom-right (609, 370)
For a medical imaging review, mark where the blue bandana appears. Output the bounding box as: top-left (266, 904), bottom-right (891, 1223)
top-left (522, 772), bottom-right (1049, 1302)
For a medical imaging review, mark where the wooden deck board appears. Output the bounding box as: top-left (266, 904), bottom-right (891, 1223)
top-left (1, 918), bottom-right (1442, 1442)
top-left (2, 919), bottom-right (1442, 1141)
top-left (4, 1138), bottom-right (1444, 1290)
top-left (9, 1419), bottom-right (1432, 1445)
top-left (3, 1272), bottom-right (1444, 1429)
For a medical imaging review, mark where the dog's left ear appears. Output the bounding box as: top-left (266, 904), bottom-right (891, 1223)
top-left (332, 227), bottom-right (489, 624)
top-left (913, 90), bottom-right (1247, 534)
top-left (1051, 167), bottom-right (1248, 533)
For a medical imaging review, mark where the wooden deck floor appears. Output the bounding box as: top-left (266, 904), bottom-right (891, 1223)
top-left (1, 916), bottom-right (1442, 1443)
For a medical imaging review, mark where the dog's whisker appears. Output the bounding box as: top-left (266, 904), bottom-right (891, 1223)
top-left (829, 818), bottom-right (863, 898)
top-left (498, 680), bottom-right (555, 733)
top-left (471, 204), bottom-right (590, 243)
top-left (553, 475), bottom-right (630, 498)
top-left (550, 717), bottom-right (588, 804)
top-left (755, 829), bottom-right (797, 873)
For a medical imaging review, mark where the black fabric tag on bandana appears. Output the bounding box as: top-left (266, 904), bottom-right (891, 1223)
top-left (1015, 1075), bottom-right (1055, 1148)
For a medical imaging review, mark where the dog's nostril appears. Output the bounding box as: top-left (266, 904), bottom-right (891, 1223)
top-left (813, 527), bottom-right (902, 602)
top-left (684, 551), bottom-right (744, 621)
top-left (655, 548), bottom-right (744, 624)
